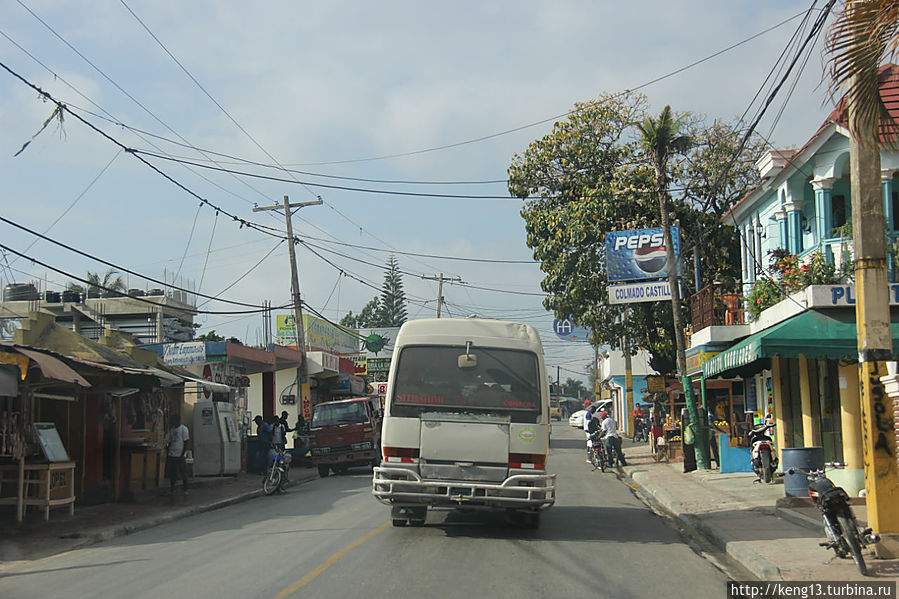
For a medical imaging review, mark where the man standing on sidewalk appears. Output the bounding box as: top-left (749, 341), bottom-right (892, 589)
top-left (166, 414), bottom-right (190, 495)
top-left (600, 411), bottom-right (626, 468)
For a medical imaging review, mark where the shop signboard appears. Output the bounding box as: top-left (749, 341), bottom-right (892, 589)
top-left (605, 226), bottom-right (680, 283)
top-left (162, 341), bottom-right (206, 365)
top-left (807, 283), bottom-right (899, 307)
top-left (367, 357), bottom-right (391, 374)
top-left (276, 314), bottom-right (358, 354)
top-left (348, 353), bottom-right (367, 375)
top-left (357, 327), bottom-right (399, 357)
top-left (645, 375), bottom-right (666, 393)
top-left (607, 280), bottom-right (680, 305)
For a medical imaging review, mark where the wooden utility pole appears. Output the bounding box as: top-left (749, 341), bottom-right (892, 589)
top-left (421, 273), bottom-right (461, 318)
top-left (253, 196), bottom-right (321, 410)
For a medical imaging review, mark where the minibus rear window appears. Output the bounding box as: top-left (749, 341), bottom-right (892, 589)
top-left (390, 345), bottom-right (541, 418)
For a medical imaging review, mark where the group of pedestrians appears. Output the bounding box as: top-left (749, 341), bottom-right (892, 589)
top-left (582, 404), bottom-right (627, 469)
top-left (253, 411), bottom-right (308, 471)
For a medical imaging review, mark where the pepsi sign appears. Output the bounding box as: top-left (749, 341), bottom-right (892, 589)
top-left (605, 226), bottom-right (680, 282)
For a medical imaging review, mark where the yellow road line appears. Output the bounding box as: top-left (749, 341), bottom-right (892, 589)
top-left (273, 521), bottom-right (390, 599)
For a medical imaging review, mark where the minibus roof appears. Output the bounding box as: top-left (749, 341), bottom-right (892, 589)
top-left (395, 318), bottom-right (544, 353)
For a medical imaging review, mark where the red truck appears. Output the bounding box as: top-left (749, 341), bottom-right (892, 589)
top-left (309, 396), bottom-right (382, 477)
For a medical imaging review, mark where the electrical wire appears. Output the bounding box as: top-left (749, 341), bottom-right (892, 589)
top-left (0, 241), bottom-right (290, 315)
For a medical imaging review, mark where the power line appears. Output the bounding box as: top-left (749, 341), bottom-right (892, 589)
top-left (0, 213), bottom-right (271, 309)
top-left (0, 241), bottom-right (290, 315)
top-left (268, 9), bottom-right (811, 167)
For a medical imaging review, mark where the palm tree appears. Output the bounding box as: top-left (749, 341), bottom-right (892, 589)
top-left (637, 106), bottom-right (710, 469)
top-left (85, 268), bottom-right (126, 298)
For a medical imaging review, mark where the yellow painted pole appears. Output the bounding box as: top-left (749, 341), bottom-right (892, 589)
top-left (771, 358), bottom-right (788, 453)
top-left (839, 363), bottom-right (864, 470)
top-left (848, 67), bottom-right (899, 556)
top-left (798, 358), bottom-right (821, 447)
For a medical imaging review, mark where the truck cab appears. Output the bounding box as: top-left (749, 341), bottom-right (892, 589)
top-left (372, 318), bottom-right (555, 528)
top-left (309, 396), bottom-right (382, 478)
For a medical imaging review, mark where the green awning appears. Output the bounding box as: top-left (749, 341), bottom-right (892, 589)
top-left (702, 310), bottom-right (899, 378)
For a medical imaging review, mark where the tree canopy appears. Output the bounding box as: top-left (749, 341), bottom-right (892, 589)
top-left (340, 255), bottom-right (408, 328)
top-left (509, 92), bottom-right (765, 373)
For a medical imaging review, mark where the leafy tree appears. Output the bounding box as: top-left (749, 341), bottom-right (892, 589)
top-left (340, 298), bottom-right (380, 328)
top-left (196, 330), bottom-right (225, 342)
top-left (84, 268), bottom-right (125, 296)
top-left (562, 377), bottom-right (586, 398)
top-left (340, 255), bottom-right (407, 328)
top-left (510, 92), bottom-right (761, 374)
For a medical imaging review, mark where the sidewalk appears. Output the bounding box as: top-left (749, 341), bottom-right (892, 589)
top-left (617, 437), bottom-right (899, 581)
top-left (0, 465), bottom-right (319, 569)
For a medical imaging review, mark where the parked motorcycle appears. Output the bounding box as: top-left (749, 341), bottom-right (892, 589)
top-left (787, 463), bottom-right (878, 576)
top-left (748, 423), bottom-right (778, 483)
top-left (588, 431), bottom-right (608, 472)
top-left (263, 446), bottom-right (292, 495)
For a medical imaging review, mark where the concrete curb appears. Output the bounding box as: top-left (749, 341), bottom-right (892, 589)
top-left (626, 468), bottom-right (783, 581)
top-left (67, 470), bottom-right (320, 552)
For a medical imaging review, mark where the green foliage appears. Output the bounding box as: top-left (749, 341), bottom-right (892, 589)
top-left (196, 330), bottom-right (225, 342)
top-left (746, 249), bottom-right (840, 319)
top-left (340, 255), bottom-right (407, 328)
top-left (377, 255), bottom-right (407, 327)
top-left (510, 92), bottom-right (760, 374)
top-left (562, 377), bottom-right (586, 398)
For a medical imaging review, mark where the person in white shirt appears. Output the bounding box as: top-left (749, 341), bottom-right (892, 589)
top-left (600, 411), bottom-right (627, 468)
top-left (583, 405), bottom-right (595, 463)
top-left (166, 413), bottom-right (190, 494)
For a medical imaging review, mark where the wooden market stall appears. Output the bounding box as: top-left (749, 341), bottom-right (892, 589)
top-left (0, 345), bottom-right (88, 522)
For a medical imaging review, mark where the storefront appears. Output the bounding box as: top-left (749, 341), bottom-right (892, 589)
top-left (701, 308), bottom-right (899, 494)
top-left (0, 344), bottom-right (89, 521)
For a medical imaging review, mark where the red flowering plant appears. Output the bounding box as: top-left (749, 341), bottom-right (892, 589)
top-left (746, 249), bottom-right (838, 319)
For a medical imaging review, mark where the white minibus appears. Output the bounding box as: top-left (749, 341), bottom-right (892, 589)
top-left (372, 318), bottom-right (555, 527)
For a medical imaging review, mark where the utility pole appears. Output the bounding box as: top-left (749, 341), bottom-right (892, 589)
top-left (847, 68), bottom-right (899, 557)
top-left (253, 195), bottom-right (321, 419)
top-left (421, 273), bottom-right (461, 318)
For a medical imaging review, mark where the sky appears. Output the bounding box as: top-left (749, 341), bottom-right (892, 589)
top-left (0, 1), bottom-right (842, 384)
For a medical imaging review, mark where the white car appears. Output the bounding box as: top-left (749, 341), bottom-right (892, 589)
top-left (569, 410), bottom-right (586, 428)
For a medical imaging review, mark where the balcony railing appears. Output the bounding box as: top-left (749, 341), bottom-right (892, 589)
top-left (690, 285), bottom-right (744, 333)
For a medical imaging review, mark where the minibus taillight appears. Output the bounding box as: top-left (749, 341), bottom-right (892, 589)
top-left (509, 453), bottom-right (545, 470)
top-left (383, 446), bottom-right (420, 463)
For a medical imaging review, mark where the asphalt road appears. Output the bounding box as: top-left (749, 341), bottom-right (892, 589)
top-left (0, 423), bottom-right (729, 599)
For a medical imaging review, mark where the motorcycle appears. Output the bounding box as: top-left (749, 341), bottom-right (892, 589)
top-left (633, 417), bottom-right (648, 443)
top-left (748, 423), bottom-right (778, 483)
top-left (588, 431), bottom-right (608, 472)
top-left (263, 445), bottom-right (292, 495)
top-left (787, 463), bottom-right (878, 576)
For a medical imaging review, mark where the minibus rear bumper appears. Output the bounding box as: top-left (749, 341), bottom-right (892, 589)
top-left (372, 466), bottom-right (556, 510)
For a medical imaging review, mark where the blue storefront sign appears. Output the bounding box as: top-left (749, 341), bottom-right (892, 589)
top-left (605, 226), bottom-right (680, 283)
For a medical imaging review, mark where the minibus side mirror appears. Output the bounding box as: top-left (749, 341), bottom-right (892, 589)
top-left (458, 353), bottom-right (478, 369)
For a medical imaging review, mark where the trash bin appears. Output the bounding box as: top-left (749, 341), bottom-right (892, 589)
top-left (246, 436), bottom-right (262, 474)
top-left (782, 446), bottom-right (824, 497)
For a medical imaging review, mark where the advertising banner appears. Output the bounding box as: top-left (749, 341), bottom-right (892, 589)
top-left (605, 226), bottom-right (680, 283)
top-left (162, 341), bottom-right (207, 365)
top-left (348, 353), bottom-right (368, 375)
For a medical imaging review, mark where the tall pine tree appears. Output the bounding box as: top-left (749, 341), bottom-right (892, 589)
top-left (377, 255), bottom-right (407, 326)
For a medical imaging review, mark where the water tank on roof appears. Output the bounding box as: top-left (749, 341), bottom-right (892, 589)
top-left (147, 288), bottom-right (165, 296)
top-left (61, 290), bottom-right (81, 303)
top-left (4, 283), bottom-right (39, 301)
top-left (128, 288), bottom-right (146, 297)
top-left (44, 291), bottom-right (61, 303)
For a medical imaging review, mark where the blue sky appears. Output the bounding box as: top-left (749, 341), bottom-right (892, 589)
top-left (0, 1), bottom-right (839, 382)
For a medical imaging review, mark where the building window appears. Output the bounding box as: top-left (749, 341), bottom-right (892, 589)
top-left (891, 190), bottom-right (899, 231)
top-left (832, 194), bottom-right (847, 233)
